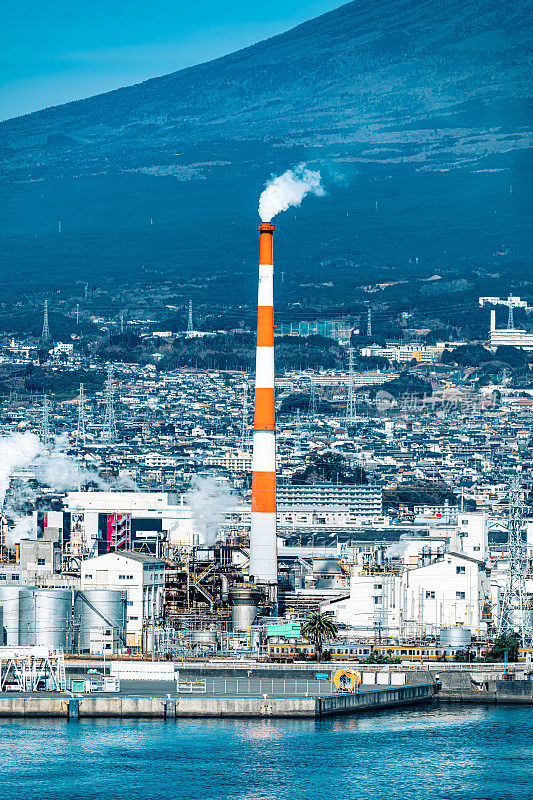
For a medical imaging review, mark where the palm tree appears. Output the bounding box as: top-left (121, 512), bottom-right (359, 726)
top-left (301, 611), bottom-right (338, 661)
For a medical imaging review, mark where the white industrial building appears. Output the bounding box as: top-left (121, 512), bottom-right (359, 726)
top-left (322, 514), bottom-right (492, 638)
top-left (61, 491), bottom-right (196, 554)
top-left (479, 295), bottom-right (528, 309)
top-left (360, 343), bottom-right (463, 364)
top-left (81, 551), bottom-right (165, 648)
top-left (489, 310), bottom-right (533, 350)
top-left (277, 484), bottom-right (383, 520)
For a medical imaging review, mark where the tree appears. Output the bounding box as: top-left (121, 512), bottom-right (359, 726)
top-left (300, 611), bottom-right (338, 661)
top-left (291, 451), bottom-right (368, 485)
top-left (484, 634), bottom-right (520, 663)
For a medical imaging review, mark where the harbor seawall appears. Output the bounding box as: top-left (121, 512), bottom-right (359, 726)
top-left (0, 683), bottom-right (436, 719)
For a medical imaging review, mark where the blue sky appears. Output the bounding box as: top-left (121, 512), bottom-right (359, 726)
top-left (1, 1), bottom-right (344, 120)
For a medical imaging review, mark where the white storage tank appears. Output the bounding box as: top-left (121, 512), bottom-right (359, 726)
top-left (0, 586), bottom-right (31, 646)
top-left (229, 585), bottom-right (260, 630)
top-left (75, 589), bottom-right (126, 652)
top-left (440, 627), bottom-right (472, 647)
top-left (19, 589), bottom-right (72, 650)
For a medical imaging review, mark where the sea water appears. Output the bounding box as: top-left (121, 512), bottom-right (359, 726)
top-left (1, 705), bottom-right (531, 800)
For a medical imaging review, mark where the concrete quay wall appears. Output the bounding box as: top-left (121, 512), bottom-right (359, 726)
top-left (437, 680), bottom-right (533, 705)
top-left (317, 683), bottom-right (435, 717)
top-left (0, 684), bottom-right (435, 719)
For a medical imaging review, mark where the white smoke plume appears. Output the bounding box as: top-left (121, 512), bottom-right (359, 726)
top-left (385, 537), bottom-right (410, 559)
top-left (31, 433), bottom-right (104, 491)
top-left (0, 432), bottom-right (42, 509)
top-left (0, 430), bottom-right (135, 547)
top-left (186, 476), bottom-right (235, 545)
top-left (258, 163), bottom-right (325, 222)
top-left (5, 516), bottom-right (33, 548)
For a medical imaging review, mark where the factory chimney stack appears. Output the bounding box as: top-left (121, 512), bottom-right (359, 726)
top-left (249, 222), bottom-right (278, 594)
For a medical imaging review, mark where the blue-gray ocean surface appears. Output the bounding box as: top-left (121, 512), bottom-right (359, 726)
top-left (1, 705), bottom-right (531, 800)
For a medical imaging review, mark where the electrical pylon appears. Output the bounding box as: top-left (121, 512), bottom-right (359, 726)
top-left (76, 383), bottom-right (86, 447)
top-left (240, 383), bottom-right (249, 449)
top-left (498, 476), bottom-right (533, 647)
top-left (102, 365), bottom-right (117, 443)
top-left (308, 379), bottom-right (317, 417)
top-left (507, 296), bottom-right (514, 330)
top-left (345, 346), bottom-right (356, 425)
top-left (366, 307), bottom-right (372, 337)
top-left (187, 300), bottom-right (193, 334)
top-left (41, 394), bottom-right (51, 447)
top-left (41, 300), bottom-right (50, 342)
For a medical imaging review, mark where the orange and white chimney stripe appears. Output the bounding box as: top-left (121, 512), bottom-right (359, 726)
top-left (249, 222), bottom-right (277, 586)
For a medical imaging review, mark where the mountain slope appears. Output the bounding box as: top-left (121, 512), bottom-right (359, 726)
top-left (0, 0), bottom-right (531, 304)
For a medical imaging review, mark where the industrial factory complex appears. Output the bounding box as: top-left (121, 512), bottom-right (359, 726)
top-left (0, 216), bottom-right (532, 705)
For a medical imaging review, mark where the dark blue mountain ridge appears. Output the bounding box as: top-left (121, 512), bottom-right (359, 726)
top-left (0, 0), bottom-right (531, 305)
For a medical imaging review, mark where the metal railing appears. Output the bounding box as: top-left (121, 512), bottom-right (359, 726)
top-left (176, 678), bottom-right (207, 693)
top-left (174, 677), bottom-right (336, 696)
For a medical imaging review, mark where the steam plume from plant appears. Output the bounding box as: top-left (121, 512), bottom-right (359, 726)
top-left (258, 163), bottom-right (325, 222)
top-left (186, 476), bottom-right (235, 545)
top-left (0, 432), bottom-right (42, 509)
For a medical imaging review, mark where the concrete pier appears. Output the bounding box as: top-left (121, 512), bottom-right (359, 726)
top-left (0, 683), bottom-right (436, 719)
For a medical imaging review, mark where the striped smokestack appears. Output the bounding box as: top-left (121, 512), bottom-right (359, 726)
top-left (249, 222), bottom-right (277, 589)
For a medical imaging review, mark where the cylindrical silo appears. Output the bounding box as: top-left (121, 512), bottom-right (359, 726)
top-left (75, 589), bottom-right (126, 652)
top-left (440, 627), bottom-right (472, 647)
top-left (0, 586), bottom-right (31, 646)
top-left (19, 588), bottom-right (72, 650)
top-left (229, 585), bottom-right (260, 630)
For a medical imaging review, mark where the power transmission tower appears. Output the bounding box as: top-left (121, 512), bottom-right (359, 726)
top-left (308, 379), bottom-right (317, 417)
top-left (498, 476), bottom-right (533, 647)
top-left (76, 383), bottom-right (86, 447)
top-left (102, 365), bottom-right (117, 443)
top-left (40, 394), bottom-right (51, 447)
top-left (345, 346), bottom-right (356, 425)
top-left (142, 409), bottom-right (152, 440)
top-left (187, 300), bottom-right (194, 334)
top-left (240, 383), bottom-right (249, 449)
top-left (366, 307), bottom-right (372, 337)
top-left (507, 296), bottom-right (514, 330)
top-left (120, 314), bottom-right (124, 334)
top-left (41, 300), bottom-right (50, 342)
top-left (76, 304), bottom-right (79, 325)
